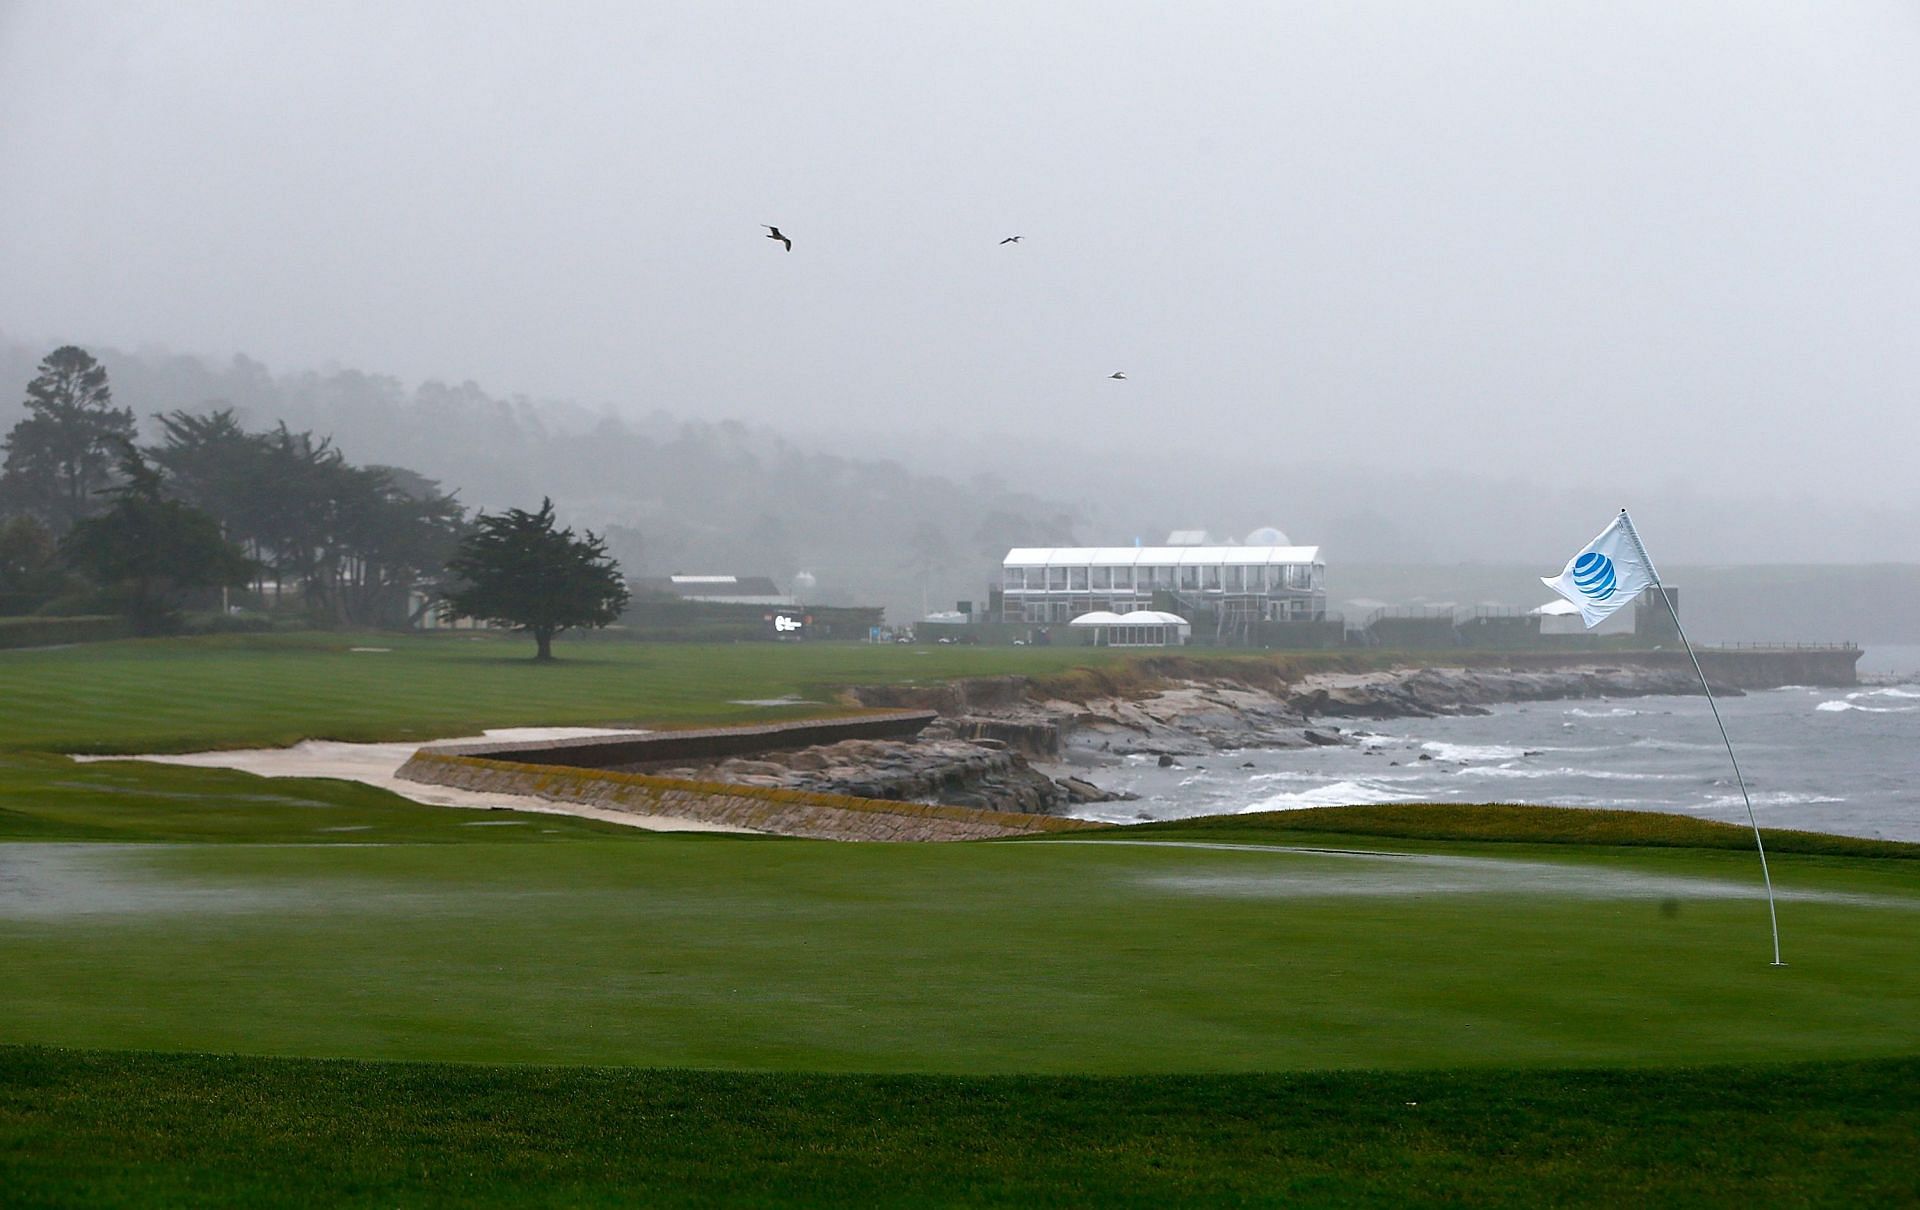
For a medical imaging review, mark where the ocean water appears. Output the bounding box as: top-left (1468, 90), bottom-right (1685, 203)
top-left (1067, 656), bottom-right (1920, 842)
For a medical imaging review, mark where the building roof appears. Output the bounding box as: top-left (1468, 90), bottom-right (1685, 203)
top-left (1004, 546), bottom-right (1320, 566)
top-left (645, 574), bottom-right (786, 597)
top-left (1068, 610), bottom-right (1190, 627)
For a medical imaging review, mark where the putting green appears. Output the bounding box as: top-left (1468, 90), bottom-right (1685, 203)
top-left (4, 829), bottom-right (1916, 1074)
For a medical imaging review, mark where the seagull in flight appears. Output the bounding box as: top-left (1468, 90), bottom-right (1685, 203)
top-left (999, 235), bottom-right (1023, 244)
top-left (763, 225), bottom-right (791, 252)
top-left (1109, 372), bottom-right (1127, 380)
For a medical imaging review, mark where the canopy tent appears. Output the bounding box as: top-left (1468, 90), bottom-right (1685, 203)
top-left (1068, 609), bottom-right (1191, 647)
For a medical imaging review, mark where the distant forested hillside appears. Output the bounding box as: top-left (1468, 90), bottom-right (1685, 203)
top-left (7, 339), bottom-right (1916, 636)
top-left (0, 340), bottom-right (1076, 619)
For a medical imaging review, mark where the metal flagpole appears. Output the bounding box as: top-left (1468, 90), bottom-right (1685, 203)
top-left (1616, 509), bottom-right (1784, 967)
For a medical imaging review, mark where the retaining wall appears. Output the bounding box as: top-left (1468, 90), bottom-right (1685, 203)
top-left (397, 750), bottom-right (1100, 842)
top-left (428, 710), bottom-right (939, 770)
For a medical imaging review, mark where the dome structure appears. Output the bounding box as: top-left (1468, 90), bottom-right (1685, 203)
top-left (1245, 525), bottom-right (1291, 546)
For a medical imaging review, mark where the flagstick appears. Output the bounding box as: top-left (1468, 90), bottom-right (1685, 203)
top-left (1617, 509), bottom-right (1784, 967)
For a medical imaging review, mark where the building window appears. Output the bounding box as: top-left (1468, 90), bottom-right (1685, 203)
top-left (1090, 566), bottom-right (1110, 590)
top-left (1179, 566), bottom-right (1199, 590)
top-left (1224, 565), bottom-right (1243, 592)
top-left (1069, 566), bottom-right (1088, 590)
top-left (1203, 565), bottom-right (1221, 590)
top-left (1004, 567), bottom-right (1025, 590)
top-left (1047, 567), bottom-right (1068, 590)
top-left (1110, 566), bottom-right (1132, 592)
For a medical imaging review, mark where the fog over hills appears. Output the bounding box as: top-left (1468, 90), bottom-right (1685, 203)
top-left (4, 338), bottom-right (1914, 639)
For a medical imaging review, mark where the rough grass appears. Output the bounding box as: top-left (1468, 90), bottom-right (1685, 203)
top-left (4, 811), bottom-right (1918, 1073)
top-left (1117, 802), bottom-right (1920, 860)
top-left (0, 630), bottom-right (1506, 754)
top-left (4, 1046), bottom-right (1916, 1208)
top-left (0, 631), bottom-right (1153, 753)
top-left (0, 752), bottom-right (660, 844)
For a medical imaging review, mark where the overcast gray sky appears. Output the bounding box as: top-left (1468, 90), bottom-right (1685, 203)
top-left (2, 1), bottom-right (1916, 508)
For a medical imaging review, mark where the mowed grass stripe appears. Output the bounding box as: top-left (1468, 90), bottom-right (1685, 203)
top-left (4, 633), bottom-right (1445, 753)
top-left (0, 633), bottom-right (1157, 752)
top-left (4, 828), bottom-right (1916, 1073)
top-left (3, 1046), bottom-right (1916, 1208)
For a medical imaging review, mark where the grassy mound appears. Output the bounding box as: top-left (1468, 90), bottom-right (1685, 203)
top-left (4, 1046), bottom-right (1916, 1207)
top-left (1112, 802), bottom-right (1920, 860)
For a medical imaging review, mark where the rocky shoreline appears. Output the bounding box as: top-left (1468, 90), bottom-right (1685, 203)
top-left (655, 661), bottom-right (1738, 817)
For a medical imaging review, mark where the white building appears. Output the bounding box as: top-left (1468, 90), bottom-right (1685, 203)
top-left (1001, 543), bottom-right (1326, 625)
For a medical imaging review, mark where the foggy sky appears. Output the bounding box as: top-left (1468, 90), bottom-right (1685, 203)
top-left (3, 1), bottom-right (1917, 510)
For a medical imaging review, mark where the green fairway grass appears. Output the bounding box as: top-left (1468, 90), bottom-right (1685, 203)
top-left (3, 632), bottom-right (1915, 1202)
top-left (0, 631), bottom-right (1151, 753)
top-left (0, 630), bottom-right (1430, 754)
top-left (4, 815), bottom-right (1917, 1073)
top-left (5, 1046), bottom-right (1916, 1207)
top-left (0, 751), bottom-right (671, 844)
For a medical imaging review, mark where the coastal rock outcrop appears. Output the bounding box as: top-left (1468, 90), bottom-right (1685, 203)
top-left (653, 734), bottom-right (1131, 816)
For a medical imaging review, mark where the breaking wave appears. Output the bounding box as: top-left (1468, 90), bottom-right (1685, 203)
top-left (1696, 791), bottom-right (1846, 811)
top-left (1240, 779), bottom-right (1418, 812)
top-left (1456, 765), bottom-right (1682, 782)
top-left (1419, 741), bottom-right (1530, 762)
top-left (1817, 699), bottom-right (1919, 714)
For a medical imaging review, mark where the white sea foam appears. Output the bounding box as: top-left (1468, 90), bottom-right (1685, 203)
top-left (1240, 779), bottom-right (1418, 812)
top-left (1564, 706), bottom-right (1646, 719)
top-left (1455, 766), bottom-right (1681, 782)
top-left (1696, 791), bottom-right (1846, 811)
top-left (1817, 700), bottom-right (1918, 714)
top-left (1627, 737), bottom-right (1722, 752)
top-left (1419, 741), bottom-right (1529, 762)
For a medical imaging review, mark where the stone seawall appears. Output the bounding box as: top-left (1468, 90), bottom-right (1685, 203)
top-left (426, 711), bottom-right (939, 770)
top-left (396, 750), bottom-right (1101, 842)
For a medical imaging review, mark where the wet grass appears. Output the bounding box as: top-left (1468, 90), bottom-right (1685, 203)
top-left (0, 630), bottom-right (1446, 754)
top-left (4, 634), bottom-right (1914, 1201)
top-left (0, 751), bottom-right (660, 844)
top-left (1119, 802), bottom-right (1920, 860)
top-left (3, 822), bottom-right (1917, 1073)
top-left (0, 631), bottom-right (1146, 753)
top-left (4, 1046), bottom-right (1917, 1208)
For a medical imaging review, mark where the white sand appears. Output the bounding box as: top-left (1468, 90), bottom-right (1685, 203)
top-left (72, 727), bottom-right (758, 833)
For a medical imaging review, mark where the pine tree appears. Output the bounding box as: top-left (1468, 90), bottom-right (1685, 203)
top-left (1, 347), bottom-right (137, 532)
top-left (441, 498), bottom-right (629, 660)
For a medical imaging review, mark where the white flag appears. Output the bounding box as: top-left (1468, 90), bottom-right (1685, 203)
top-left (1542, 512), bottom-right (1655, 628)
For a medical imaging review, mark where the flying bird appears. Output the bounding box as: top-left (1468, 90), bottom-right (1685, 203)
top-left (999, 235), bottom-right (1023, 244)
top-left (763, 225), bottom-right (791, 251)
top-left (1109, 372), bottom-right (1127, 380)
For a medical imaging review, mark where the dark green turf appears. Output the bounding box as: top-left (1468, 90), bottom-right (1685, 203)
top-left (1118, 801), bottom-right (1920, 860)
top-left (4, 1046), bottom-right (1915, 1208)
top-left (0, 630), bottom-right (1432, 753)
top-left (0, 631), bottom-right (1147, 752)
top-left (0, 751), bottom-right (669, 844)
top-left (4, 632), bottom-right (1915, 1201)
top-left (4, 823), bottom-right (1917, 1072)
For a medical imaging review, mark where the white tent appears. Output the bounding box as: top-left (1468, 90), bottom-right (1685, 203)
top-left (1533, 597), bottom-right (1636, 636)
top-left (1069, 609), bottom-right (1191, 647)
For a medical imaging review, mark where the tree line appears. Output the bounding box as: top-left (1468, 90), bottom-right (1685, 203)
top-left (0, 346), bottom-right (626, 655)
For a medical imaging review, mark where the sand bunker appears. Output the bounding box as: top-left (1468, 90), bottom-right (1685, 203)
top-left (73, 728), bottom-right (758, 834)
